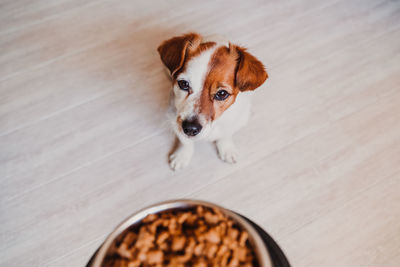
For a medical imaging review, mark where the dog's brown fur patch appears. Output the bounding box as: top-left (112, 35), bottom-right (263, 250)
top-left (157, 33), bottom-right (216, 78)
top-left (199, 46), bottom-right (238, 120)
top-left (199, 44), bottom-right (268, 121)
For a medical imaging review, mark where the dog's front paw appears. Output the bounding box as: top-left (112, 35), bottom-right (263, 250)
top-left (169, 145), bottom-right (193, 171)
top-left (216, 138), bottom-right (238, 164)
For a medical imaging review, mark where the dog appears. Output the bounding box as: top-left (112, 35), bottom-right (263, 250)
top-left (157, 32), bottom-right (268, 170)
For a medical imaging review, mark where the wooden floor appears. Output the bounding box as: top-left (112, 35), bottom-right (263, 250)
top-left (1, 0), bottom-right (400, 266)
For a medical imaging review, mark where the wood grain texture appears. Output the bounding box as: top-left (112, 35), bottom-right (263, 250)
top-left (1, 0), bottom-right (399, 266)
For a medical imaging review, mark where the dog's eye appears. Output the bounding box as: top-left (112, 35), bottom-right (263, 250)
top-left (177, 80), bottom-right (190, 91)
top-left (214, 90), bottom-right (230, 101)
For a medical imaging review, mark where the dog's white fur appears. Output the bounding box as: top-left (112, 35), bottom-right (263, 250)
top-left (167, 36), bottom-right (254, 171)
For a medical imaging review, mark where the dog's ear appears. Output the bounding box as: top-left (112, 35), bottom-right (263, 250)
top-left (157, 33), bottom-right (202, 77)
top-left (231, 45), bottom-right (268, 91)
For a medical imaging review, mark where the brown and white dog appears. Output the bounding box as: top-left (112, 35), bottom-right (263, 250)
top-left (158, 33), bottom-right (268, 170)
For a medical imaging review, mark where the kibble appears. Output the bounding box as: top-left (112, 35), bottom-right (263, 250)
top-left (101, 206), bottom-right (259, 267)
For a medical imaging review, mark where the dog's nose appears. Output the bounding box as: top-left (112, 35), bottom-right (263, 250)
top-left (182, 120), bottom-right (202, 136)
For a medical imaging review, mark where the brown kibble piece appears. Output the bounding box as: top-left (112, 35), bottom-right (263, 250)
top-left (194, 243), bottom-right (205, 256)
top-left (185, 214), bottom-right (198, 225)
top-left (221, 251), bottom-right (231, 267)
top-left (239, 231), bottom-right (249, 247)
top-left (142, 213), bottom-right (158, 223)
top-left (159, 242), bottom-right (168, 250)
top-left (122, 232), bottom-right (136, 246)
top-left (193, 259), bottom-right (208, 267)
top-left (204, 211), bottom-right (220, 224)
top-left (149, 218), bottom-right (163, 233)
top-left (168, 218), bottom-right (179, 233)
top-left (197, 205), bottom-right (204, 215)
top-left (234, 246), bottom-right (248, 261)
top-left (156, 231), bottom-right (169, 245)
top-left (228, 257), bottom-right (239, 267)
top-left (167, 258), bottom-right (185, 267)
top-left (177, 212), bottom-right (191, 224)
top-left (206, 243), bottom-right (218, 258)
top-left (127, 260), bottom-right (140, 267)
top-left (147, 250), bottom-right (163, 264)
top-left (217, 244), bottom-right (229, 257)
top-left (135, 227), bottom-right (154, 249)
top-left (116, 243), bottom-right (132, 259)
top-left (137, 250), bottom-right (147, 262)
top-left (171, 235), bottom-right (186, 251)
top-left (228, 228), bottom-right (239, 241)
top-left (204, 228), bottom-right (221, 244)
top-left (185, 237), bottom-right (196, 254)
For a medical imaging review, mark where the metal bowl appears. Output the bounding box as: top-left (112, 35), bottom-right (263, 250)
top-left (90, 199), bottom-right (276, 267)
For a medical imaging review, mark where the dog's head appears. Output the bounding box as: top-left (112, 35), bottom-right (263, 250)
top-left (158, 32), bottom-right (268, 139)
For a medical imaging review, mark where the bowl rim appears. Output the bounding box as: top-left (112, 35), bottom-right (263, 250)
top-left (91, 199), bottom-right (272, 267)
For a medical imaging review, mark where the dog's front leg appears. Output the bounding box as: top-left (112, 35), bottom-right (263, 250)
top-left (169, 137), bottom-right (194, 171)
top-left (216, 137), bottom-right (238, 164)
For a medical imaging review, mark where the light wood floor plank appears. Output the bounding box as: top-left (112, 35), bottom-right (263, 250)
top-left (282, 171), bottom-right (400, 267)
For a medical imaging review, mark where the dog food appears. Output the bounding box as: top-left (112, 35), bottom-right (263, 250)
top-left (101, 205), bottom-right (259, 267)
